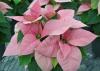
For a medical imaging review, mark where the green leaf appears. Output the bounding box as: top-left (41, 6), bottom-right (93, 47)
top-left (17, 0), bottom-right (29, 14)
top-left (0, 27), bottom-right (10, 35)
top-left (0, 12), bottom-right (10, 28)
top-left (93, 23), bottom-right (100, 35)
top-left (91, 0), bottom-right (99, 9)
top-left (79, 12), bottom-right (89, 24)
top-left (79, 47), bottom-right (88, 59)
top-left (51, 14), bottom-right (58, 20)
top-left (0, 33), bottom-right (9, 44)
top-left (17, 31), bottom-right (24, 42)
top-left (61, 2), bottom-right (79, 11)
top-left (40, 17), bottom-right (47, 23)
top-left (19, 55), bottom-right (32, 66)
top-left (28, 57), bottom-right (41, 71)
top-left (52, 64), bottom-right (63, 71)
top-left (13, 0), bottom-right (21, 5)
top-left (87, 10), bottom-right (100, 24)
top-left (79, 10), bottom-right (100, 25)
top-left (0, 12), bottom-right (11, 44)
top-left (0, 12), bottom-right (6, 23)
top-left (52, 58), bottom-right (58, 68)
top-left (50, 0), bottom-right (57, 6)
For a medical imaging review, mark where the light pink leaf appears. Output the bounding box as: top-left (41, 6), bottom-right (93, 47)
top-left (0, 2), bottom-right (12, 9)
top-left (58, 9), bottom-right (75, 19)
top-left (35, 36), bottom-right (60, 57)
top-left (70, 19), bottom-right (86, 28)
top-left (41, 5), bottom-right (56, 19)
top-left (24, 9), bottom-right (41, 22)
top-left (23, 0), bottom-right (41, 23)
top-left (19, 34), bottom-right (36, 55)
top-left (59, 42), bottom-right (71, 59)
top-left (35, 52), bottom-right (53, 71)
top-left (0, 1), bottom-right (12, 14)
top-left (28, 0), bottom-right (41, 17)
top-left (39, 0), bottom-right (49, 6)
top-left (6, 16), bottom-right (26, 22)
top-left (64, 29), bottom-right (97, 46)
top-left (57, 45), bottom-right (82, 71)
top-left (3, 34), bottom-right (19, 56)
top-left (77, 3), bottom-right (91, 14)
top-left (58, 9), bottom-right (86, 28)
top-left (17, 22), bottom-right (42, 35)
top-left (42, 20), bottom-right (71, 36)
top-left (16, 22), bottom-right (31, 35)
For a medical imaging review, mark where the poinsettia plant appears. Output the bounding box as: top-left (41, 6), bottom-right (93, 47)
top-left (1, 0), bottom-right (100, 71)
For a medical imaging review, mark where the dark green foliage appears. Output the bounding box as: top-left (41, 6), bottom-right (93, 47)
top-left (28, 57), bottom-right (42, 71)
top-left (52, 64), bottom-right (63, 71)
top-left (0, 12), bottom-right (11, 44)
top-left (93, 23), bottom-right (100, 35)
top-left (61, 2), bottom-right (79, 11)
top-left (92, 37), bottom-right (100, 57)
top-left (79, 10), bottom-right (100, 25)
top-left (0, 44), bottom-right (5, 60)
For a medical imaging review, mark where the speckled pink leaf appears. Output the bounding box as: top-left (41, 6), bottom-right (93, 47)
top-left (41, 5), bottom-right (56, 19)
top-left (58, 42), bottom-right (71, 59)
top-left (58, 9), bottom-right (74, 19)
top-left (57, 45), bottom-right (82, 71)
top-left (0, 2), bottom-right (12, 9)
top-left (42, 20), bottom-right (71, 36)
top-left (35, 52), bottom-right (53, 71)
top-left (64, 29), bottom-right (97, 46)
top-left (28, 0), bottom-right (41, 18)
top-left (69, 19), bottom-right (86, 28)
top-left (19, 34), bottom-right (36, 55)
top-left (77, 3), bottom-right (91, 14)
top-left (35, 36), bottom-right (60, 57)
top-left (17, 22), bottom-right (42, 35)
top-left (0, 2), bottom-right (12, 14)
top-left (3, 34), bottom-right (19, 56)
top-left (58, 9), bottom-right (86, 28)
top-left (42, 9), bottom-right (86, 36)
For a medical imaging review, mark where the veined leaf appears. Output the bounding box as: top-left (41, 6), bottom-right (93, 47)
top-left (19, 55), bottom-right (32, 66)
top-left (13, 0), bottom-right (21, 5)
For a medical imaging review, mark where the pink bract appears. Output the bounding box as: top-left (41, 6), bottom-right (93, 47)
top-left (42, 9), bottom-right (86, 36)
top-left (0, 2), bottom-right (12, 14)
top-left (36, 28), bottom-right (97, 71)
top-left (77, 3), bottom-right (91, 14)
